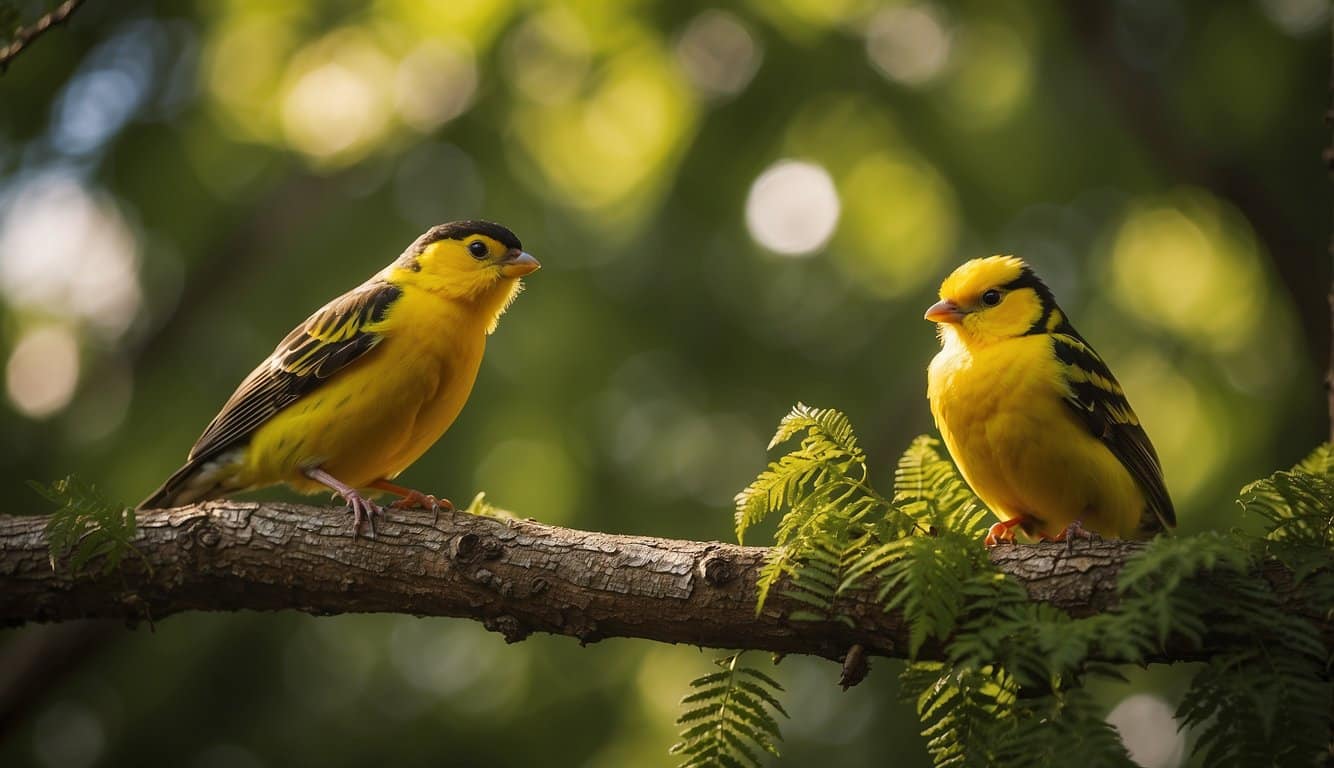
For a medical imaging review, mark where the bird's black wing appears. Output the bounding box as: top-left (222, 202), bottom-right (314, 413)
top-left (1051, 333), bottom-right (1176, 533)
top-left (186, 279), bottom-right (402, 463)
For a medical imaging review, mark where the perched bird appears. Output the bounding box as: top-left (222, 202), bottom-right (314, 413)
top-left (924, 256), bottom-right (1174, 545)
top-left (139, 220), bottom-right (540, 535)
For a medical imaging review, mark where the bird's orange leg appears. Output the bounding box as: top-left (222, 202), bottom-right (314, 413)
top-left (984, 516), bottom-right (1028, 547)
top-left (303, 467), bottom-right (382, 538)
top-left (369, 479), bottom-right (453, 525)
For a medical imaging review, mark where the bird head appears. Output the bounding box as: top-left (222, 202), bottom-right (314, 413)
top-left (392, 220), bottom-right (540, 332)
top-left (925, 255), bottom-right (1061, 346)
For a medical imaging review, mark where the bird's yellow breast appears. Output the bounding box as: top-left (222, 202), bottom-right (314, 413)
top-left (927, 332), bottom-right (1146, 538)
top-left (241, 285), bottom-right (487, 492)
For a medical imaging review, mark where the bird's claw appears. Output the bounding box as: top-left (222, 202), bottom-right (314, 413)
top-left (388, 490), bottom-right (453, 526)
top-left (341, 490), bottom-right (382, 538)
top-left (1049, 520), bottom-right (1100, 553)
top-left (984, 517), bottom-right (1025, 547)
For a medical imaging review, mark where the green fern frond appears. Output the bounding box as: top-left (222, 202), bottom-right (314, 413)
top-left (670, 653), bottom-right (788, 768)
top-left (1293, 441), bottom-right (1333, 478)
top-left (31, 475), bottom-right (143, 577)
top-left (735, 404), bottom-right (870, 544)
top-left (767, 402), bottom-right (863, 458)
top-left (892, 435), bottom-right (988, 537)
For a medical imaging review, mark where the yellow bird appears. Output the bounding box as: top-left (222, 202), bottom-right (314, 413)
top-left (139, 220), bottom-right (540, 535)
top-left (924, 255), bottom-right (1174, 544)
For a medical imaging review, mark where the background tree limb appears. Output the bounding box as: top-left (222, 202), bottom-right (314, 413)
top-left (1, 502), bottom-right (1321, 664)
top-left (0, 0), bottom-right (86, 70)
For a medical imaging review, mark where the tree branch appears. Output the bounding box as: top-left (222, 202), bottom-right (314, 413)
top-left (3, 503), bottom-right (1323, 664)
top-left (0, 0), bottom-right (86, 71)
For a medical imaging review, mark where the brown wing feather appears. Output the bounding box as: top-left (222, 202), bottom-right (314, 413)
top-left (186, 279), bottom-right (402, 463)
top-left (1051, 333), bottom-right (1176, 533)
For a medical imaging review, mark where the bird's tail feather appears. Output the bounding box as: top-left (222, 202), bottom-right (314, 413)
top-left (137, 458), bottom-right (232, 510)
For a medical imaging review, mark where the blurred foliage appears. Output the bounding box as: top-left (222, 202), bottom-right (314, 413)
top-left (731, 407), bottom-right (1331, 767)
top-left (0, 0), bottom-right (1328, 766)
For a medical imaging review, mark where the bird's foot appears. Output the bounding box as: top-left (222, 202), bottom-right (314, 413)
top-left (342, 490), bottom-right (382, 539)
top-left (304, 466), bottom-right (382, 538)
top-left (370, 479), bottom-right (452, 526)
top-left (389, 489), bottom-right (453, 526)
top-left (984, 517), bottom-right (1026, 547)
top-left (1044, 520), bottom-right (1100, 553)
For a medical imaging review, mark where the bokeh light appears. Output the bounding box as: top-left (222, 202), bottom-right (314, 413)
top-left (1113, 349), bottom-right (1220, 504)
top-left (393, 39), bottom-right (478, 132)
top-left (502, 9), bottom-right (593, 106)
top-left (32, 701), bottom-right (105, 768)
top-left (474, 438), bottom-right (580, 525)
top-left (0, 173), bottom-right (141, 338)
top-left (6, 325), bottom-right (81, 419)
top-left (0, 3), bottom-right (1325, 767)
top-left (745, 159), bottom-right (841, 256)
top-left (1258, 0), bottom-right (1329, 36)
top-left (280, 29), bottom-right (396, 165)
top-left (941, 20), bottom-right (1033, 128)
top-left (674, 10), bottom-right (763, 99)
top-left (1108, 188), bottom-right (1267, 354)
top-left (865, 4), bottom-right (953, 86)
top-left (834, 151), bottom-right (958, 297)
top-left (507, 19), bottom-right (697, 226)
top-left (1105, 694), bottom-right (1186, 768)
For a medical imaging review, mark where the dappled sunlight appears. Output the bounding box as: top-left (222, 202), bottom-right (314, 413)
top-left (473, 437), bottom-right (580, 525)
top-left (778, 94), bottom-right (959, 296)
top-left (941, 20), bottom-right (1033, 128)
top-left (595, 351), bottom-right (767, 509)
top-left (508, 34), bottom-right (697, 226)
top-left (1114, 350), bottom-right (1221, 505)
top-left (203, 10), bottom-right (297, 142)
top-left (279, 29), bottom-right (397, 165)
top-left (1258, 0), bottom-right (1328, 36)
top-left (502, 8), bottom-right (593, 105)
top-left (387, 617), bottom-right (529, 715)
top-left (0, 2), bottom-right (1324, 766)
top-left (1108, 189), bottom-right (1268, 354)
top-left (834, 151), bottom-right (957, 297)
top-left (31, 700), bottom-right (106, 768)
top-left (750, 0), bottom-right (874, 35)
top-left (375, 0), bottom-right (517, 44)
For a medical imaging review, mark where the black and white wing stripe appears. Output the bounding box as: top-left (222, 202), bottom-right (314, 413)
top-left (1051, 333), bottom-right (1176, 533)
top-left (186, 279), bottom-right (403, 463)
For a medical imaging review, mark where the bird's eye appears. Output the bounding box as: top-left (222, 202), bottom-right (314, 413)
top-left (468, 240), bottom-right (488, 259)
top-left (981, 289), bottom-right (1002, 307)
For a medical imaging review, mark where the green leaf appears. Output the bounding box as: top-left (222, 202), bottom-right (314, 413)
top-left (32, 475), bottom-right (144, 578)
top-left (669, 653), bottom-right (787, 768)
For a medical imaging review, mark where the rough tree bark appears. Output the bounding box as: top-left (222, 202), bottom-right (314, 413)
top-left (1, 502), bottom-right (1323, 664)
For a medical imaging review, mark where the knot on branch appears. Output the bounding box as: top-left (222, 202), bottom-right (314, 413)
top-left (452, 532), bottom-right (502, 563)
top-left (699, 551), bottom-right (736, 587)
top-left (470, 568), bottom-right (513, 597)
top-left (483, 614), bottom-right (530, 644)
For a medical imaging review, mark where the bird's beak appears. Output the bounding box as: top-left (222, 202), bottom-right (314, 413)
top-left (499, 249), bottom-right (541, 278)
top-left (924, 299), bottom-right (966, 324)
